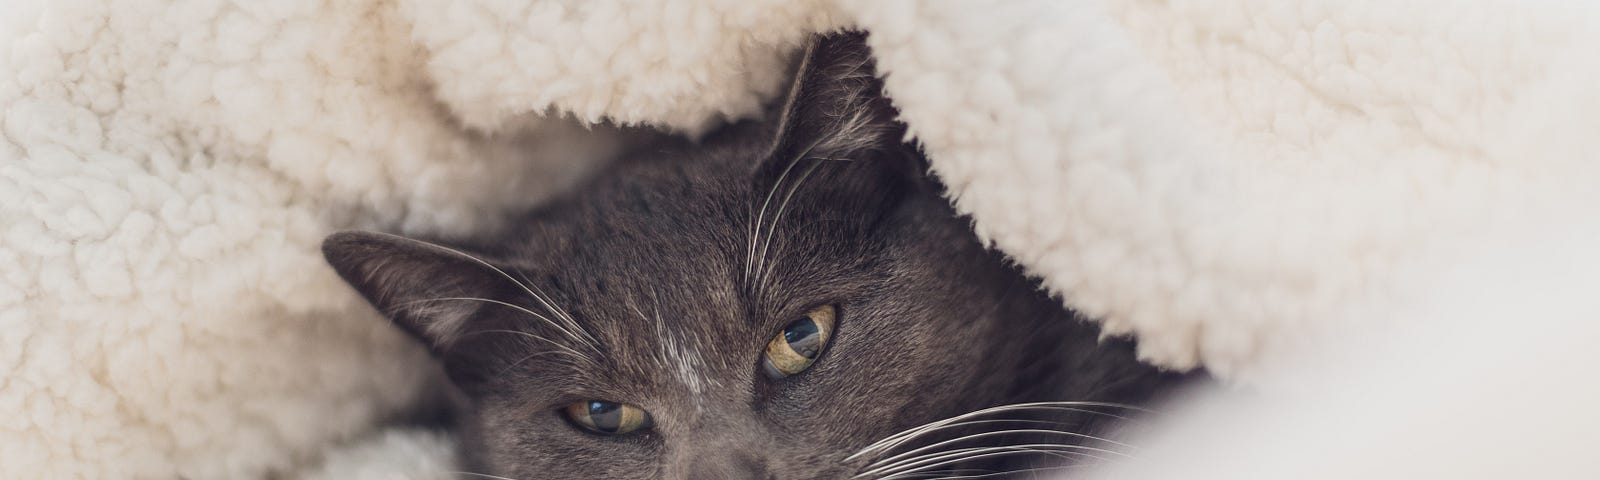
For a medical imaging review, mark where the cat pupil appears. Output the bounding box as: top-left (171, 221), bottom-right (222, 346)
top-left (588, 401), bottom-right (622, 432)
top-left (785, 319), bottom-right (822, 359)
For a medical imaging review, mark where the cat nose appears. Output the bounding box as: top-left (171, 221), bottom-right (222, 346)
top-left (679, 450), bottom-right (771, 480)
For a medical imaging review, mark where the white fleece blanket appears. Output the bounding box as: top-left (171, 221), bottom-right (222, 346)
top-left (5, 0), bottom-right (1599, 478)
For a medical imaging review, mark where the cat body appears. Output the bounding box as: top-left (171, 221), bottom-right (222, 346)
top-left (324, 32), bottom-right (1187, 479)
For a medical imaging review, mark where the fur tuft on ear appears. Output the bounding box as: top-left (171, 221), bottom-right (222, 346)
top-left (321, 231), bottom-right (509, 352)
top-left (765, 31), bottom-right (906, 168)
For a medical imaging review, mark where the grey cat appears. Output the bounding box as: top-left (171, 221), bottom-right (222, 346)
top-left (323, 32), bottom-right (1192, 479)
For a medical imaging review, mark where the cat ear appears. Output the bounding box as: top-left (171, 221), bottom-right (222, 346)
top-left (762, 31), bottom-right (907, 173)
top-left (321, 231), bottom-right (508, 353)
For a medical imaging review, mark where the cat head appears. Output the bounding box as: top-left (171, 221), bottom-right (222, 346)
top-left (324, 32), bottom-right (1181, 479)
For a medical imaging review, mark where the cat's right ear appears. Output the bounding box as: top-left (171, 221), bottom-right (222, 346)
top-left (761, 31), bottom-right (908, 174)
top-left (321, 231), bottom-right (505, 353)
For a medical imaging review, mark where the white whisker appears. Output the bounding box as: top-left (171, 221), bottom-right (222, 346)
top-left (875, 467), bottom-right (991, 480)
top-left (848, 402), bottom-right (1145, 462)
top-left (419, 241), bottom-right (602, 351)
top-left (754, 157), bottom-right (827, 301)
top-left (745, 200), bottom-right (758, 289)
top-left (877, 418), bottom-right (1130, 449)
top-left (867, 444), bottom-right (1110, 480)
top-left (404, 297), bottom-right (595, 354)
top-left (746, 136), bottom-right (828, 295)
top-left (448, 471), bottom-right (524, 480)
top-left (860, 433), bottom-right (1129, 478)
top-left (861, 416), bottom-right (1136, 468)
top-left (496, 350), bottom-right (591, 377)
top-left (510, 267), bottom-right (601, 351)
top-left (900, 463), bottom-right (1089, 480)
top-left (747, 147), bottom-right (807, 289)
top-left (462, 329), bottom-right (597, 368)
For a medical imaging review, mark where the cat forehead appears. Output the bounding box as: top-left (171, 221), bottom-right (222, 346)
top-left (479, 280), bottom-right (753, 400)
top-left (515, 164), bottom-right (800, 292)
top-left (481, 147), bottom-right (891, 384)
top-left (489, 233), bottom-right (833, 396)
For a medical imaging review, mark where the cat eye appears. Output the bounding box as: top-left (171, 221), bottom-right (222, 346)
top-left (562, 400), bottom-right (652, 435)
top-left (762, 305), bottom-right (837, 379)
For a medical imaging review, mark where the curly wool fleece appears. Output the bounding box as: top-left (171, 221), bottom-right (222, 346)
top-left (6, 0), bottom-right (1600, 478)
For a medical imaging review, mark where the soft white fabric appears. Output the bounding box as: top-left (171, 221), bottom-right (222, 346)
top-left (0, 0), bottom-right (625, 477)
top-left (299, 427), bottom-right (457, 480)
top-left (1089, 214), bottom-right (1600, 479)
top-left (4, 0), bottom-right (1598, 477)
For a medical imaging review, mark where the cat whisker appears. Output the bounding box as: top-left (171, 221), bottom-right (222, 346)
top-left (402, 297), bottom-right (595, 368)
top-left (864, 444), bottom-right (1111, 480)
top-left (847, 401), bottom-right (1146, 462)
top-left (874, 467), bottom-right (991, 480)
top-left (851, 401), bottom-right (1150, 480)
top-left (448, 471), bottom-right (526, 480)
top-left (459, 329), bottom-right (599, 369)
top-left (747, 137), bottom-right (827, 296)
top-left (863, 415), bottom-right (1138, 462)
top-left (754, 157), bottom-right (828, 298)
top-left (424, 242), bottom-right (602, 351)
top-left (745, 201), bottom-right (757, 289)
top-left (887, 460), bottom-right (1098, 480)
top-left (403, 297), bottom-right (599, 356)
top-left (865, 444), bottom-right (1112, 479)
top-left (866, 418), bottom-right (1133, 453)
top-left (898, 463), bottom-right (1090, 480)
top-left (859, 432), bottom-right (1130, 478)
top-left (496, 350), bottom-right (591, 377)
top-left (510, 267), bottom-right (601, 350)
top-left (747, 142), bottom-right (810, 290)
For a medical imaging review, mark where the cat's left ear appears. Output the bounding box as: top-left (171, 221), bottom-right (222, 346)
top-left (761, 31), bottom-right (914, 175)
top-left (321, 231), bottom-right (510, 354)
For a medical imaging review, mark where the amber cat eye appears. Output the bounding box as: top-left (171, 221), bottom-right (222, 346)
top-left (762, 305), bottom-right (837, 379)
top-left (562, 400), bottom-right (651, 435)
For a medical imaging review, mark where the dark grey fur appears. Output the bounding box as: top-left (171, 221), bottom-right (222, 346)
top-left (324, 32), bottom-right (1191, 480)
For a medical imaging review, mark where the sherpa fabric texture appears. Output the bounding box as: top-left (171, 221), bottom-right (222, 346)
top-left (5, 0), bottom-right (1600, 478)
